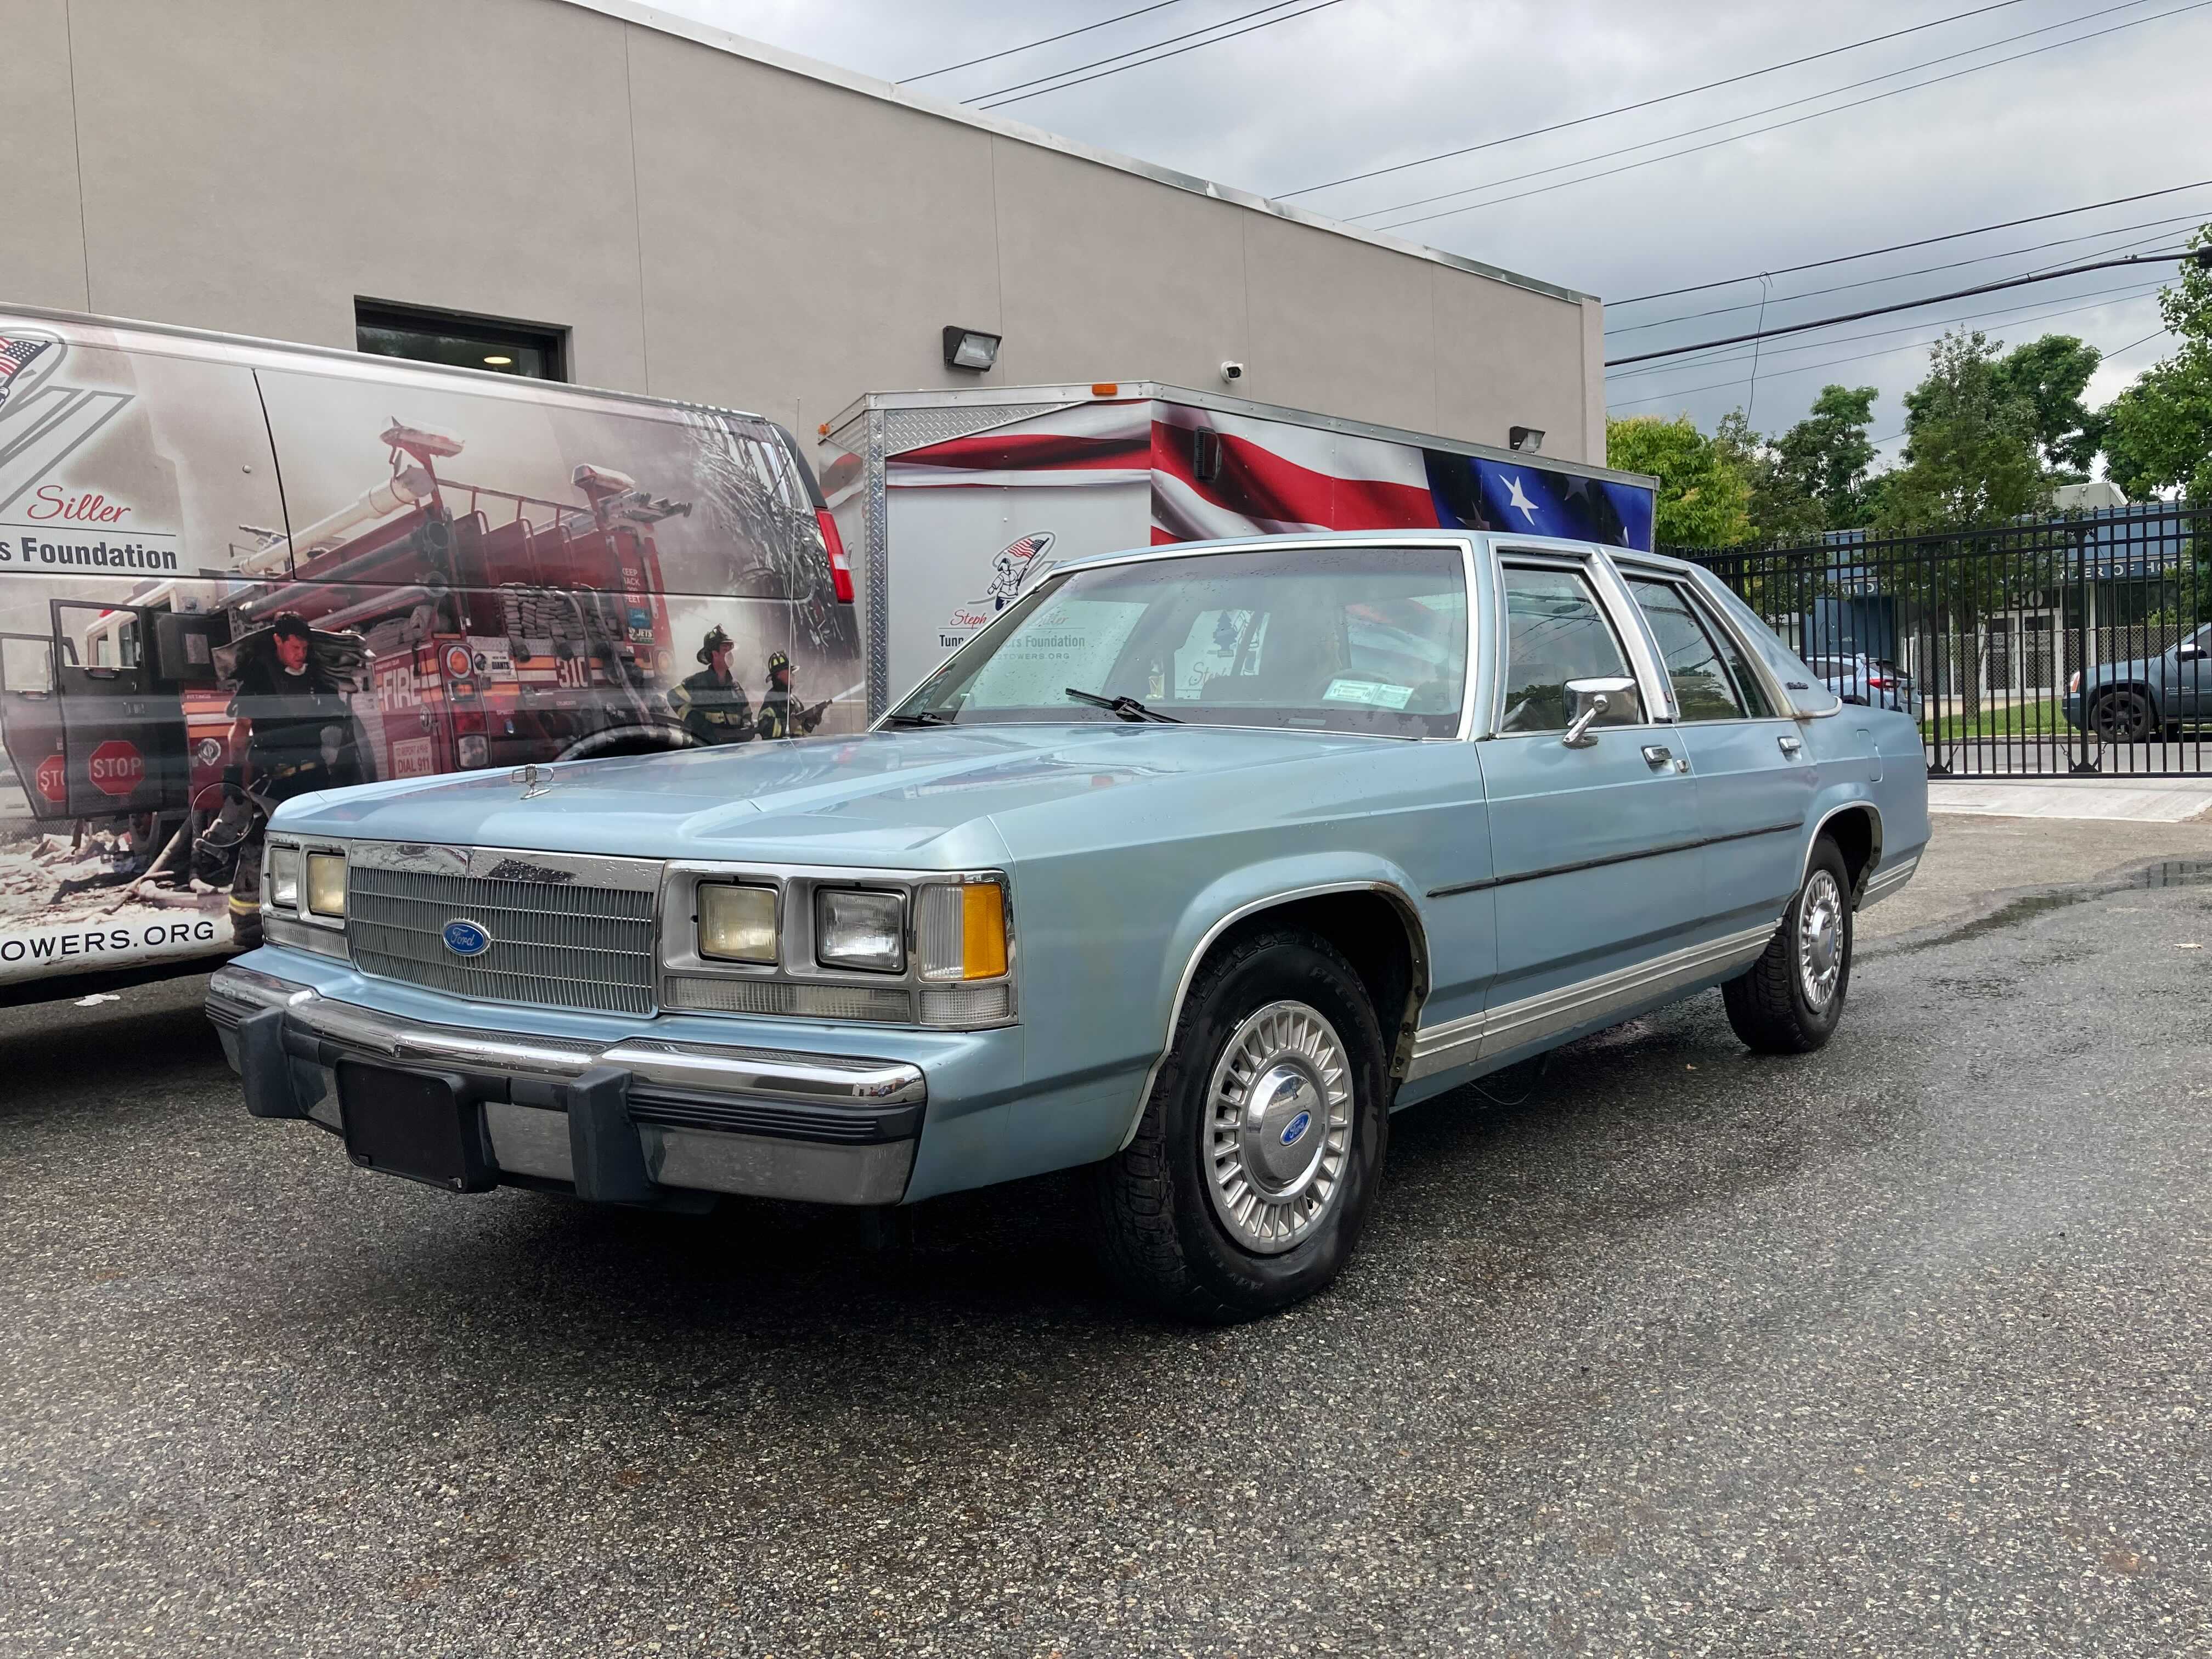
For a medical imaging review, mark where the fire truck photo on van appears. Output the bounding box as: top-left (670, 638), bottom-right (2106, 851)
top-left (0, 307), bottom-right (859, 997)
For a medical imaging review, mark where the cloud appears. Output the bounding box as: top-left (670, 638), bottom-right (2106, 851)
top-left (658, 0), bottom-right (2212, 461)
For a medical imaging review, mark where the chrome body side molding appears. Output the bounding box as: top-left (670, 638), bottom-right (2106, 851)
top-left (1405, 923), bottom-right (1778, 1082)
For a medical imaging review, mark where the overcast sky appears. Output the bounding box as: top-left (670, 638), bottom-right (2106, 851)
top-left (664, 0), bottom-right (2211, 467)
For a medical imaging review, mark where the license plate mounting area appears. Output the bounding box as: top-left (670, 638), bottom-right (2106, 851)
top-left (335, 1062), bottom-right (496, 1193)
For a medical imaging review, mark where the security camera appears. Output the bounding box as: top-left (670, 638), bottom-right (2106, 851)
top-left (1219, 360), bottom-right (1245, 382)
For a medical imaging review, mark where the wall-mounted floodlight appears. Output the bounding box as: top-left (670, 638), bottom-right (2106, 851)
top-left (1509, 426), bottom-right (1545, 453)
top-left (943, 326), bottom-right (1002, 373)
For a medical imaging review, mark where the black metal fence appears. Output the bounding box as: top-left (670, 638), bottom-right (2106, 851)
top-left (1679, 498), bottom-right (2211, 779)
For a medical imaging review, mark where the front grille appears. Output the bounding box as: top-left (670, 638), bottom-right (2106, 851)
top-left (349, 865), bottom-right (657, 1015)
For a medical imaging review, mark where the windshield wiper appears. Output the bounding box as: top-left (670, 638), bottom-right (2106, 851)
top-left (881, 709), bottom-right (952, 727)
top-left (1065, 687), bottom-right (1181, 724)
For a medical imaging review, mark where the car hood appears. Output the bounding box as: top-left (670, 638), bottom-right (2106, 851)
top-left (272, 723), bottom-right (1384, 866)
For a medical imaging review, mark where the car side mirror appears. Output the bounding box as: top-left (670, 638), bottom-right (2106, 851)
top-left (2180, 644), bottom-right (2205, 662)
top-left (1561, 676), bottom-right (1639, 748)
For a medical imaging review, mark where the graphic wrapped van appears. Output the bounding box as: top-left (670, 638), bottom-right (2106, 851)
top-left (0, 306), bottom-right (858, 992)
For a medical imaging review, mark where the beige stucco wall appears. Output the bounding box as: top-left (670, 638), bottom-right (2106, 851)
top-left (0, 0), bottom-right (1603, 464)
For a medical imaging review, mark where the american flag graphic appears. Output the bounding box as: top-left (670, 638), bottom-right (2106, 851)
top-left (0, 335), bottom-right (54, 413)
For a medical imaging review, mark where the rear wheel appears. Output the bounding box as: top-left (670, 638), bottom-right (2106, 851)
top-left (1723, 838), bottom-right (1852, 1054)
top-left (1088, 928), bottom-right (1389, 1322)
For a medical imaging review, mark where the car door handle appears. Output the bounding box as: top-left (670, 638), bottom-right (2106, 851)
top-left (1640, 744), bottom-right (1674, 769)
top-left (1778, 735), bottom-right (1804, 757)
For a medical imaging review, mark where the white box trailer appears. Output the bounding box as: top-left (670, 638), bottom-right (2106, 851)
top-left (820, 383), bottom-right (1660, 718)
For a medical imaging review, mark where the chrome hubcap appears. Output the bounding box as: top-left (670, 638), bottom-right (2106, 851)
top-left (1797, 869), bottom-right (1844, 1009)
top-left (1204, 1000), bottom-right (1353, 1255)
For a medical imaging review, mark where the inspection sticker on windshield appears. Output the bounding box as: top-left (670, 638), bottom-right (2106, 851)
top-left (1322, 678), bottom-right (1414, 709)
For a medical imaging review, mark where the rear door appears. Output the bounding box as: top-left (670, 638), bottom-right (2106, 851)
top-left (1475, 552), bottom-right (1705, 1060)
top-left (1617, 569), bottom-right (1813, 937)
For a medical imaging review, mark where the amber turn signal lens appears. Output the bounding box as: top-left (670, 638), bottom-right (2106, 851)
top-left (961, 882), bottom-right (1007, 980)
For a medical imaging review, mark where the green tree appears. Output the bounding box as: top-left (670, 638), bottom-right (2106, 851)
top-left (1989, 334), bottom-right (2104, 478)
top-left (1877, 330), bottom-right (2046, 532)
top-left (2101, 231), bottom-right (2212, 500)
top-left (1877, 330), bottom-right (2051, 720)
top-left (1605, 413), bottom-right (1751, 547)
top-left (1770, 383), bottom-right (1880, 530)
top-left (1711, 408), bottom-right (1825, 545)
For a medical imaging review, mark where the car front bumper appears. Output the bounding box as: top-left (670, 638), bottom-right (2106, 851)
top-left (207, 962), bottom-right (928, 1206)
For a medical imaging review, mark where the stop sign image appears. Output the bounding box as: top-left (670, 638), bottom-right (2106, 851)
top-left (87, 739), bottom-right (145, 797)
top-left (34, 753), bottom-right (66, 803)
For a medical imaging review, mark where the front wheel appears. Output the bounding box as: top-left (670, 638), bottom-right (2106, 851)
top-left (1087, 928), bottom-right (1389, 1322)
top-left (2091, 688), bottom-right (2154, 743)
top-left (1723, 838), bottom-right (1853, 1054)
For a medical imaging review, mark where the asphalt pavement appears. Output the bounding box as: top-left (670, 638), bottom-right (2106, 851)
top-left (4, 820), bottom-right (2211, 1656)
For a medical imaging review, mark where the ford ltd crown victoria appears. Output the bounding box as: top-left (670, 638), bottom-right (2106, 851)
top-left (208, 532), bottom-right (1929, 1320)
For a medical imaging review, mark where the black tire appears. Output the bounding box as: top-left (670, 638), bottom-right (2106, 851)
top-left (1723, 838), bottom-right (1853, 1055)
top-left (1087, 928), bottom-right (1390, 1322)
top-left (2091, 687), bottom-right (2154, 744)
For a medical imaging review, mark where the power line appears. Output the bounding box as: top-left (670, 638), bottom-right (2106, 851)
top-left (965, 0), bottom-right (1306, 103)
top-left (1368, 0), bottom-right (2212, 234)
top-left (1275, 0), bottom-right (2034, 199)
top-left (1606, 211), bottom-right (2212, 337)
top-left (967, 0), bottom-right (1342, 109)
top-left (900, 1), bottom-right (1184, 83)
top-left (1607, 288), bottom-right (2170, 409)
top-left (2103, 325), bottom-right (2175, 358)
top-left (1609, 251), bottom-right (2197, 367)
top-left (1614, 179), bottom-right (2212, 306)
top-left (1350, 0), bottom-right (2148, 228)
top-left (1606, 278), bottom-right (2170, 383)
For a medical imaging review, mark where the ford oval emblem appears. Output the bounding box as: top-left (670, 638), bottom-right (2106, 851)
top-left (1280, 1110), bottom-right (1312, 1147)
top-left (442, 919), bottom-right (492, 958)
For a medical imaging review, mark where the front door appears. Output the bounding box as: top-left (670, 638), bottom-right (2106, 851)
top-left (1477, 559), bottom-right (1706, 1064)
top-left (1618, 572), bottom-right (1813, 936)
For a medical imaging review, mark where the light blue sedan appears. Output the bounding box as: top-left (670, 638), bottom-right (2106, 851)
top-left (208, 533), bottom-right (1928, 1319)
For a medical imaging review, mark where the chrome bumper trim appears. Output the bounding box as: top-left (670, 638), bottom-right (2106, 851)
top-left (207, 964), bottom-right (926, 1105)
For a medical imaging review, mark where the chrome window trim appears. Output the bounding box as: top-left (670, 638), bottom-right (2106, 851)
top-left (1407, 922), bottom-right (1778, 1081)
top-left (878, 531), bottom-right (1485, 745)
top-left (1677, 563), bottom-right (1827, 722)
top-left (1487, 548), bottom-right (1675, 737)
top-left (1118, 879), bottom-right (1432, 1152)
top-left (1611, 568), bottom-right (1794, 727)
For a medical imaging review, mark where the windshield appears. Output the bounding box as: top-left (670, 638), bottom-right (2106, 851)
top-left (891, 544), bottom-right (1469, 739)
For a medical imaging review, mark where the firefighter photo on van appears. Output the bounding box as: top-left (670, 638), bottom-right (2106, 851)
top-left (206, 613), bottom-right (363, 946)
top-left (667, 625), bottom-right (755, 746)
top-left (755, 651), bottom-right (830, 741)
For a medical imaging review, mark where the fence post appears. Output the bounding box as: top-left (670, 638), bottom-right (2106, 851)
top-left (2070, 524), bottom-right (2098, 774)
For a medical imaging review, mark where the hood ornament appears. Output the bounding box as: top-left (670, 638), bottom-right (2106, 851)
top-left (512, 764), bottom-right (554, 800)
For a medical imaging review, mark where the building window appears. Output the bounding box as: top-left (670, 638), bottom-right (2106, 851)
top-left (354, 300), bottom-right (567, 381)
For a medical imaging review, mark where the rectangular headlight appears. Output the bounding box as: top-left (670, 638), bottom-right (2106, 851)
top-left (306, 851), bottom-right (347, 918)
top-left (916, 878), bottom-right (1010, 980)
top-left (698, 882), bottom-right (778, 963)
top-left (267, 844), bottom-right (300, 910)
top-left (815, 888), bottom-right (905, 974)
